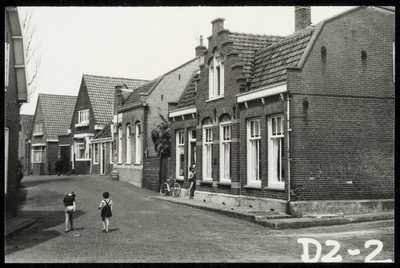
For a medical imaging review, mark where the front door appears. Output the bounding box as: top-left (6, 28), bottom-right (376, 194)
top-left (60, 146), bottom-right (70, 174)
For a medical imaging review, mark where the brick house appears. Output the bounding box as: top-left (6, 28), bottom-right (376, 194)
top-left (19, 114), bottom-right (34, 174)
top-left (113, 56), bottom-right (201, 190)
top-left (69, 74), bottom-right (148, 174)
top-left (170, 6), bottom-right (395, 216)
top-left (5, 6), bottom-right (29, 219)
top-left (31, 94), bottom-right (77, 175)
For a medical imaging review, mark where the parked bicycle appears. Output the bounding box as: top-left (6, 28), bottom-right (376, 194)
top-left (160, 177), bottom-right (181, 197)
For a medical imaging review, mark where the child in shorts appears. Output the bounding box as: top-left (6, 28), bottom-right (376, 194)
top-left (98, 192), bottom-right (113, 233)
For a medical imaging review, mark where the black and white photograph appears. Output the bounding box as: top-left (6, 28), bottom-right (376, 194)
top-left (4, 5), bottom-right (395, 263)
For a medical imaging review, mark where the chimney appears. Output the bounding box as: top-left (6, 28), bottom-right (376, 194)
top-left (195, 35), bottom-right (207, 57)
top-left (295, 6), bottom-right (311, 32)
top-left (211, 18), bottom-right (225, 35)
top-left (115, 85), bottom-right (123, 108)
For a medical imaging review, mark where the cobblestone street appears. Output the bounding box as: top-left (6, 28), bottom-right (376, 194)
top-left (5, 175), bottom-right (394, 263)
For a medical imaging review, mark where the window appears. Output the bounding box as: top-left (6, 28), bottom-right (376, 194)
top-left (33, 146), bottom-right (46, 163)
top-left (220, 123), bottom-right (231, 181)
top-left (203, 124), bottom-right (213, 180)
top-left (126, 125), bottom-right (131, 164)
top-left (78, 109), bottom-right (89, 124)
top-left (5, 35), bottom-right (10, 90)
top-left (176, 130), bottom-right (185, 178)
top-left (75, 137), bottom-right (90, 160)
top-left (33, 123), bottom-right (43, 135)
top-left (135, 123), bottom-right (142, 164)
top-left (5, 128), bottom-right (9, 194)
top-left (71, 144), bottom-right (75, 169)
top-left (118, 126), bottom-right (123, 163)
top-left (110, 142), bottom-right (114, 164)
top-left (188, 129), bottom-right (197, 175)
top-left (247, 119), bottom-right (261, 186)
top-left (208, 55), bottom-right (224, 99)
top-left (268, 115), bottom-right (284, 189)
top-left (93, 143), bottom-right (99, 164)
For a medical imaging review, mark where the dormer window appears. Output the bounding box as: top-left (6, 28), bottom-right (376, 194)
top-left (33, 123), bottom-right (43, 136)
top-left (78, 109), bottom-right (89, 124)
top-left (209, 55), bottom-right (224, 99)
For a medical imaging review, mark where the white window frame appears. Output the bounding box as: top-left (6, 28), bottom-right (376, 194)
top-left (33, 123), bottom-right (43, 136)
top-left (5, 38), bottom-right (10, 90)
top-left (208, 55), bottom-right (224, 100)
top-left (176, 130), bottom-right (185, 179)
top-left (188, 129), bottom-right (196, 176)
top-left (202, 125), bottom-right (213, 181)
top-left (135, 123), bottom-right (142, 164)
top-left (110, 141), bottom-right (114, 164)
top-left (78, 109), bottom-right (90, 124)
top-left (126, 124), bottom-right (132, 164)
top-left (268, 115), bottom-right (285, 189)
top-left (93, 143), bottom-right (99, 164)
top-left (5, 128), bottom-right (9, 194)
top-left (70, 144), bottom-right (75, 169)
top-left (247, 119), bottom-right (261, 187)
top-left (118, 126), bottom-right (123, 164)
top-left (32, 146), bottom-right (46, 163)
top-left (75, 138), bottom-right (90, 160)
top-left (220, 122), bottom-right (231, 182)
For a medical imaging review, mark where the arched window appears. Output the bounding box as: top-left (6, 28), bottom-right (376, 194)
top-left (219, 114), bottom-right (231, 182)
top-left (208, 55), bottom-right (224, 99)
top-left (135, 122), bottom-right (142, 164)
top-left (126, 124), bottom-right (131, 164)
top-left (202, 117), bottom-right (213, 180)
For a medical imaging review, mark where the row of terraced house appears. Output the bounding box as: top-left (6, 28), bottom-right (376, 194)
top-left (19, 6), bottom-right (395, 217)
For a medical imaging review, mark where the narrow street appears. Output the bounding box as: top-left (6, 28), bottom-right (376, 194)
top-left (5, 175), bottom-right (394, 263)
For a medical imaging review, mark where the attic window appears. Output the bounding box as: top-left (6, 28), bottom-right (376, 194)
top-left (361, 50), bottom-right (367, 62)
top-left (321, 46), bottom-right (327, 62)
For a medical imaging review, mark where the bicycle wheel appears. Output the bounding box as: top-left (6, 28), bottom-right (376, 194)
top-left (173, 183), bottom-right (181, 197)
top-left (160, 183), bottom-right (168, 196)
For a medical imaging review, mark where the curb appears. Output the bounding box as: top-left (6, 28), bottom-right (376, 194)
top-left (151, 196), bottom-right (394, 230)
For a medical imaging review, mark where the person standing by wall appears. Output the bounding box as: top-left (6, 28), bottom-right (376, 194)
top-left (55, 156), bottom-right (64, 176)
top-left (188, 166), bottom-right (196, 199)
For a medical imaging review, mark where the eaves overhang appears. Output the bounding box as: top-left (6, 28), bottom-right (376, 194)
top-left (237, 83), bottom-right (287, 104)
top-left (169, 106), bottom-right (197, 118)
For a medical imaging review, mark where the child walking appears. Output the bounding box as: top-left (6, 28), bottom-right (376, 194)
top-left (98, 192), bottom-right (113, 233)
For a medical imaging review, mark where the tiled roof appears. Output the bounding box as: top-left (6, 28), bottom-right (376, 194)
top-left (249, 26), bottom-right (316, 90)
top-left (20, 114), bottom-right (34, 138)
top-left (93, 123), bottom-right (112, 140)
top-left (228, 32), bottom-right (284, 78)
top-left (123, 77), bottom-right (162, 106)
top-left (83, 74), bottom-right (148, 125)
top-left (39, 94), bottom-right (77, 140)
top-left (177, 73), bottom-right (199, 109)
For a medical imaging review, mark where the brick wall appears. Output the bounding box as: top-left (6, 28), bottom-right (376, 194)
top-left (5, 12), bottom-right (21, 219)
top-left (142, 157), bottom-right (162, 192)
top-left (286, 7), bottom-right (394, 201)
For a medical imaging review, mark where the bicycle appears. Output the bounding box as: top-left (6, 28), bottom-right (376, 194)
top-left (160, 177), bottom-right (181, 197)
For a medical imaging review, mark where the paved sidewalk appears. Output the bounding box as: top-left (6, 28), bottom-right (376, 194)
top-left (150, 195), bottom-right (394, 230)
top-left (6, 217), bottom-right (38, 237)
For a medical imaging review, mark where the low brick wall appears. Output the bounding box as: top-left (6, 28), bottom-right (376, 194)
top-left (142, 157), bottom-right (161, 192)
top-left (114, 164), bottom-right (142, 188)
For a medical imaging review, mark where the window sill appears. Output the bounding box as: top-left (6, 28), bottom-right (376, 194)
top-left (243, 182), bottom-right (261, 189)
top-left (75, 122), bottom-right (89, 128)
top-left (200, 180), bottom-right (213, 185)
top-left (264, 184), bottom-right (285, 191)
top-left (117, 162), bottom-right (123, 165)
top-left (33, 132), bottom-right (43, 136)
top-left (125, 162), bottom-right (131, 165)
top-left (217, 181), bottom-right (231, 186)
top-left (176, 177), bottom-right (184, 182)
top-left (93, 163), bottom-right (99, 165)
top-left (206, 95), bottom-right (224, 103)
top-left (134, 163), bottom-right (142, 166)
top-left (76, 159), bottom-right (91, 162)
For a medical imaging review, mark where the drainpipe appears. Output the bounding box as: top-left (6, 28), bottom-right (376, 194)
top-left (287, 93), bottom-right (291, 203)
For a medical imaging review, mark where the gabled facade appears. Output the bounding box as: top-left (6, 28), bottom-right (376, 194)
top-left (19, 114), bottom-right (34, 173)
top-left (5, 6), bottom-right (29, 219)
top-left (31, 94), bottom-right (77, 175)
top-left (170, 6), bottom-right (395, 216)
top-left (113, 56), bottom-right (201, 189)
top-left (69, 74), bottom-right (148, 174)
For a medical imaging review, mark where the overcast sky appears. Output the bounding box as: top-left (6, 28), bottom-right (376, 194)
top-left (19, 6), bottom-right (354, 115)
